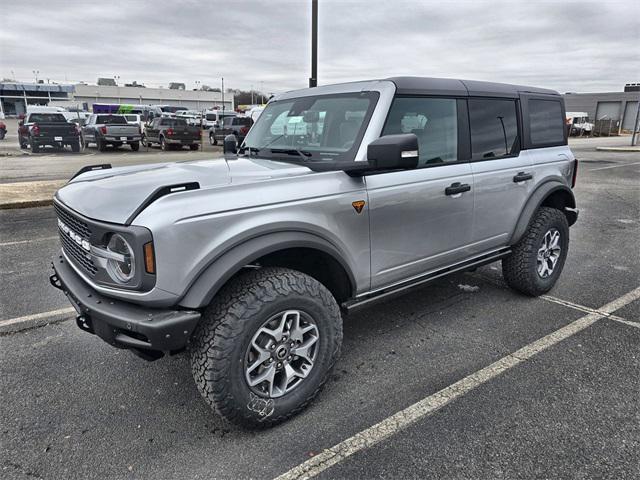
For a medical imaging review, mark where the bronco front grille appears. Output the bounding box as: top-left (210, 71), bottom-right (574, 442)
top-left (55, 203), bottom-right (97, 276)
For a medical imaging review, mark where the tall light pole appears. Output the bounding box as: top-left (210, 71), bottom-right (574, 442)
top-left (309, 0), bottom-right (318, 87)
top-left (33, 70), bottom-right (40, 83)
top-left (221, 77), bottom-right (225, 114)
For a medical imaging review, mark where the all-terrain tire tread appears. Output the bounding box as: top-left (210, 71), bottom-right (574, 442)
top-left (502, 207), bottom-right (569, 296)
top-left (189, 267), bottom-right (342, 428)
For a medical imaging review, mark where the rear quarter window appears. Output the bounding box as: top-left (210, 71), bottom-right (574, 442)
top-left (528, 99), bottom-right (564, 146)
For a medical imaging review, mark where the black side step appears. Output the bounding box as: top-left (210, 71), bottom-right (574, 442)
top-left (342, 248), bottom-right (511, 313)
top-left (70, 164), bottom-right (112, 181)
top-left (124, 182), bottom-right (200, 225)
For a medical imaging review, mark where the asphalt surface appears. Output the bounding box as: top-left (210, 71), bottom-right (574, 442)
top-left (0, 117), bottom-right (223, 183)
top-left (0, 139), bottom-right (638, 479)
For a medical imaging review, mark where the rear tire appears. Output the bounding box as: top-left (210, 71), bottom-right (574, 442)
top-left (189, 144), bottom-right (199, 151)
top-left (130, 141), bottom-right (140, 151)
top-left (71, 139), bottom-right (80, 153)
top-left (160, 136), bottom-right (169, 151)
top-left (31, 141), bottom-right (40, 153)
top-left (210, 134), bottom-right (217, 146)
top-left (190, 267), bottom-right (343, 429)
top-left (502, 207), bottom-right (569, 296)
top-left (97, 139), bottom-right (106, 152)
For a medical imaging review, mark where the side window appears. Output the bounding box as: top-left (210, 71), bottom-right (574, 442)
top-left (529, 99), bottom-right (564, 146)
top-left (469, 98), bottom-right (519, 160)
top-left (382, 97), bottom-right (458, 166)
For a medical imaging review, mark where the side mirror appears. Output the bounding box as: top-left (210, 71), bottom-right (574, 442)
top-left (223, 134), bottom-right (237, 154)
top-left (366, 134), bottom-right (419, 171)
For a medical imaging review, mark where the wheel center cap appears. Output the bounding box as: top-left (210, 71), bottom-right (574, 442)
top-left (275, 345), bottom-right (288, 360)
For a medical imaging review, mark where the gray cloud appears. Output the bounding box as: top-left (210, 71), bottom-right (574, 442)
top-left (1, 0), bottom-right (638, 94)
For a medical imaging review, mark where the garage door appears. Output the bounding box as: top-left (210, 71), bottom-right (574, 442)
top-left (622, 101), bottom-right (639, 132)
top-left (595, 101), bottom-right (622, 120)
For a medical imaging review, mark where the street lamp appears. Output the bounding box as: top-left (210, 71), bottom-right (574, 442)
top-left (309, 0), bottom-right (317, 87)
top-left (114, 75), bottom-right (120, 86)
top-left (33, 70), bottom-right (40, 83)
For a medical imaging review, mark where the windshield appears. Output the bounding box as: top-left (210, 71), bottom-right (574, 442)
top-left (243, 92), bottom-right (379, 164)
top-left (96, 115), bottom-right (128, 125)
top-left (160, 118), bottom-right (188, 127)
top-left (29, 113), bottom-right (67, 123)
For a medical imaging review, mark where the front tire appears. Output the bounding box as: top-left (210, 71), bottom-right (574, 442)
top-left (189, 143), bottom-right (199, 151)
top-left (502, 207), bottom-right (569, 296)
top-left (71, 139), bottom-right (80, 153)
top-left (160, 136), bottom-right (169, 151)
top-left (190, 267), bottom-right (342, 428)
top-left (130, 141), bottom-right (140, 151)
top-left (31, 141), bottom-right (40, 153)
top-left (97, 139), bottom-right (106, 152)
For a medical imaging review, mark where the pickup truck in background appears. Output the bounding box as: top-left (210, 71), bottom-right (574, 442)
top-left (142, 117), bottom-right (201, 150)
top-left (81, 114), bottom-right (142, 151)
top-left (18, 112), bottom-right (81, 153)
top-left (209, 116), bottom-right (252, 146)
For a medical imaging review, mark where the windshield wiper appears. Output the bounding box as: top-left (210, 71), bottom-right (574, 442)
top-left (270, 148), bottom-right (312, 162)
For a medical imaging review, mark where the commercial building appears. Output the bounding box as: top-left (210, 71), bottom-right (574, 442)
top-left (0, 82), bottom-right (74, 116)
top-left (72, 84), bottom-right (233, 112)
top-left (564, 84), bottom-right (640, 134)
top-left (0, 82), bottom-right (233, 117)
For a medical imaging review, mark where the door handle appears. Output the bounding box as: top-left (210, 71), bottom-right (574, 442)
top-left (513, 172), bottom-right (533, 182)
top-left (445, 182), bottom-right (471, 196)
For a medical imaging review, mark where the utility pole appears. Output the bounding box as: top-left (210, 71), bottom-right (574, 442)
top-left (309, 0), bottom-right (318, 87)
top-left (221, 77), bottom-right (225, 114)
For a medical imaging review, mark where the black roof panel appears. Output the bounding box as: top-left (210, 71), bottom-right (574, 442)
top-left (387, 76), bottom-right (559, 97)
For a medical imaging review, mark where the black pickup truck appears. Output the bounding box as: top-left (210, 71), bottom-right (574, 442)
top-left (142, 117), bottom-right (201, 151)
top-left (209, 116), bottom-right (253, 146)
top-left (18, 113), bottom-right (81, 153)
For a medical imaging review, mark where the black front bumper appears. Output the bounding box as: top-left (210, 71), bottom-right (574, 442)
top-left (50, 253), bottom-right (201, 359)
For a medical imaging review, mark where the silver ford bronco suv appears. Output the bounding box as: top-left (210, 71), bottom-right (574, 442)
top-left (50, 77), bottom-right (578, 428)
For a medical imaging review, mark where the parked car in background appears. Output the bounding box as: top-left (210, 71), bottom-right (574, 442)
top-left (18, 112), bottom-right (81, 153)
top-left (82, 114), bottom-right (142, 151)
top-left (246, 106), bottom-right (265, 123)
top-left (123, 114), bottom-right (144, 131)
top-left (151, 105), bottom-right (185, 118)
top-left (203, 110), bottom-right (237, 129)
top-left (176, 110), bottom-right (203, 126)
top-left (209, 116), bottom-right (252, 145)
top-left (0, 121), bottom-right (6, 140)
top-left (142, 117), bottom-right (200, 150)
top-left (566, 112), bottom-right (593, 136)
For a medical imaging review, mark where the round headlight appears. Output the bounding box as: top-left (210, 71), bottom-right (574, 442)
top-left (106, 234), bottom-right (135, 283)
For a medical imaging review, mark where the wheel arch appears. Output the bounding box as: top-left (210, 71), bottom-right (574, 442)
top-left (509, 180), bottom-right (577, 245)
top-left (178, 231), bottom-right (357, 309)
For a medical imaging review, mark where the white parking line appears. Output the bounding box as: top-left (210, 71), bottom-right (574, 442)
top-left (0, 307), bottom-right (75, 330)
top-left (0, 236), bottom-right (58, 247)
top-left (590, 161), bottom-right (640, 171)
top-left (274, 286), bottom-right (640, 480)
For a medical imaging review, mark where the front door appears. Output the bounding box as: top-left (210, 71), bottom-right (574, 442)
top-left (366, 96), bottom-right (475, 290)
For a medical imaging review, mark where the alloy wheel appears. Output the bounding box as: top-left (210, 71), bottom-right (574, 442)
top-left (244, 310), bottom-right (319, 398)
top-left (537, 228), bottom-right (561, 278)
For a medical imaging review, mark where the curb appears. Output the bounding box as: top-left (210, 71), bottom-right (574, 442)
top-left (0, 198), bottom-right (53, 210)
top-left (595, 146), bottom-right (640, 152)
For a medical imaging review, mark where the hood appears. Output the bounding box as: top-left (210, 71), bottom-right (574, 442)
top-left (56, 156), bottom-right (312, 224)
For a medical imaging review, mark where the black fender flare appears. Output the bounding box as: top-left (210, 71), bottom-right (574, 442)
top-left (509, 180), bottom-right (577, 245)
top-left (178, 231), bottom-right (357, 309)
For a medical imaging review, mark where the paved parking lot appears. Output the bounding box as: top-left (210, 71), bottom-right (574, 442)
top-left (0, 139), bottom-right (638, 479)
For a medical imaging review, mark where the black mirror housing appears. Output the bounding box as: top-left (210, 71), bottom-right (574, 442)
top-left (223, 134), bottom-right (237, 154)
top-left (366, 134), bottom-right (419, 171)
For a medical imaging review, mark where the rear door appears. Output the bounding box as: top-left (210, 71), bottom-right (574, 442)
top-left (366, 97), bottom-right (475, 289)
top-left (468, 97), bottom-right (534, 253)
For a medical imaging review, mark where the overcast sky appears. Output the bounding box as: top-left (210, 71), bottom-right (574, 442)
top-left (1, 0), bottom-right (638, 94)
